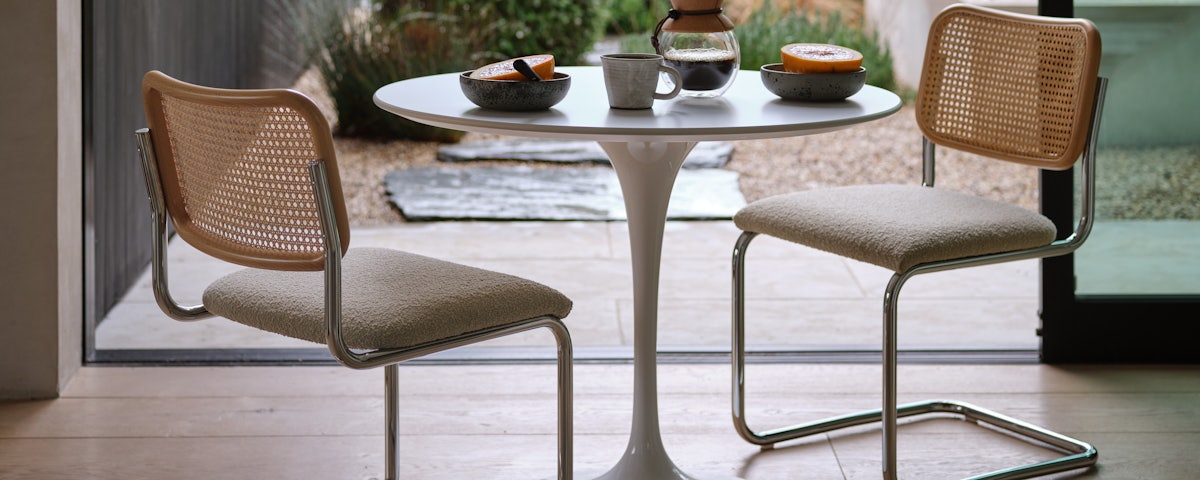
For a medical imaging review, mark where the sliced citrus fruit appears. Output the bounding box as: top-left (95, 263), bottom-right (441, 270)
top-left (780, 44), bottom-right (863, 73)
top-left (468, 54), bottom-right (556, 81)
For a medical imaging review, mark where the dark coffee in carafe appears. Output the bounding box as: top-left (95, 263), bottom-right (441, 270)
top-left (663, 48), bottom-right (737, 91)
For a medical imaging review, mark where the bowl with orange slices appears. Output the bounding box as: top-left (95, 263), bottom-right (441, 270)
top-left (761, 44), bottom-right (866, 102)
top-left (459, 54), bottom-right (571, 111)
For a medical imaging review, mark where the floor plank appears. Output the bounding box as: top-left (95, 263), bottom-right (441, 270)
top-left (2, 363), bottom-right (1198, 479)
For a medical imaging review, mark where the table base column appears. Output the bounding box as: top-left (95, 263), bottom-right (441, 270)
top-left (594, 141), bottom-right (739, 480)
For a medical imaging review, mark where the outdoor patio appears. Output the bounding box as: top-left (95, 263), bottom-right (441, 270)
top-left (90, 0), bottom-right (1200, 359)
top-left (97, 219), bottom-right (1046, 355)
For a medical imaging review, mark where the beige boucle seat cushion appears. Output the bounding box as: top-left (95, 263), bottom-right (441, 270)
top-left (203, 247), bottom-right (573, 350)
top-left (733, 185), bottom-right (1058, 273)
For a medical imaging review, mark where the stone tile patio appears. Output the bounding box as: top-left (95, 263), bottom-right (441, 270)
top-left (95, 221), bottom-right (1044, 354)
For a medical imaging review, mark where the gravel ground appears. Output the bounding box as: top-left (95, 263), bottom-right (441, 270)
top-left (326, 105), bottom-right (1040, 227)
top-left (294, 69), bottom-right (1196, 226)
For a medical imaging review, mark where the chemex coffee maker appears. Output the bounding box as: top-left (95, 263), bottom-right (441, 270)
top-left (651, 0), bottom-right (740, 98)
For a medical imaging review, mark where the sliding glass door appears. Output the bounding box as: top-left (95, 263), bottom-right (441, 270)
top-left (1039, 0), bottom-right (1200, 362)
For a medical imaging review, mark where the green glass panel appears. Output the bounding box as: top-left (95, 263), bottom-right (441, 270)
top-left (1074, 4), bottom-right (1200, 296)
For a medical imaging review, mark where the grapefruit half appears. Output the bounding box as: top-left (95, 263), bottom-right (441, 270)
top-left (468, 54), bottom-right (556, 81)
top-left (780, 44), bottom-right (863, 74)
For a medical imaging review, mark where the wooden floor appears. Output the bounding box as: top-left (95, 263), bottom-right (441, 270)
top-left (2, 362), bottom-right (1198, 479)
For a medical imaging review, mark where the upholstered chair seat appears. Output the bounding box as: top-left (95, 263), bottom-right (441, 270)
top-left (205, 247), bottom-right (573, 350)
top-left (733, 185), bottom-right (1058, 273)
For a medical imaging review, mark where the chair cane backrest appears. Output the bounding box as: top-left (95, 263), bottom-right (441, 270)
top-left (141, 70), bottom-right (350, 271)
top-left (916, 4), bottom-right (1102, 170)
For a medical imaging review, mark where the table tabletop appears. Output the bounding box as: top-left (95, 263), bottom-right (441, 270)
top-left (373, 66), bottom-right (902, 143)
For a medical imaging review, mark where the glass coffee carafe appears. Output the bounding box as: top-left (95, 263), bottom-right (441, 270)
top-left (651, 0), bottom-right (740, 98)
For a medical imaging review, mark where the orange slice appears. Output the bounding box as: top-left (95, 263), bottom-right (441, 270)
top-left (468, 54), bottom-right (556, 81)
top-left (780, 44), bottom-right (863, 73)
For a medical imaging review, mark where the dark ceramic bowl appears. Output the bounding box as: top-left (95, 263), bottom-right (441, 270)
top-left (760, 63), bottom-right (866, 102)
top-left (459, 71), bottom-right (571, 111)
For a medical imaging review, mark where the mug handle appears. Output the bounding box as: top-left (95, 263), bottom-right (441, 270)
top-left (654, 65), bottom-right (683, 100)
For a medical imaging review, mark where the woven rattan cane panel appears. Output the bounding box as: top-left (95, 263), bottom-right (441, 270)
top-left (916, 4), bottom-right (1101, 170)
top-left (142, 72), bottom-right (349, 271)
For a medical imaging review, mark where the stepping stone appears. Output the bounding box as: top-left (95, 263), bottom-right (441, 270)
top-left (438, 139), bottom-right (734, 169)
top-left (385, 165), bottom-right (745, 221)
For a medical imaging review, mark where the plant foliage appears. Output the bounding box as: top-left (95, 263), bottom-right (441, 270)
top-left (619, 3), bottom-right (897, 93)
top-left (422, 0), bottom-right (605, 65)
top-left (737, 3), bottom-right (896, 92)
top-left (602, 0), bottom-right (665, 35)
top-left (300, 0), bottom-right (605, 141)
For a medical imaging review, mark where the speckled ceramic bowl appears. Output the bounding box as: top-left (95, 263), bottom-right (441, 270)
top-left (760, 63), bottom-right (866, 102)
top-left (459, 72), bottom-right (571, 111)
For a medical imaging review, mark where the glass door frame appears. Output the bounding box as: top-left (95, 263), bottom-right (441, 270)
top-left (1037, 0), bottom-right (1200, 363)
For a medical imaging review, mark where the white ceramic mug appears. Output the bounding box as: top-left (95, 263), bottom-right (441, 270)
top-left (600, 53), bottom-right (682, 109)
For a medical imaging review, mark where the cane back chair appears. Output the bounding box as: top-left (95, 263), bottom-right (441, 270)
top-left (137, 70), bottom-right (574, 479)
top-left (730, 4), bottom-right (1105, 479)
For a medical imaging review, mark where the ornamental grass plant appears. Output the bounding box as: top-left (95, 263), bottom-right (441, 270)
top-left (738, 2), bottom-right (896, 92)
top-left (300, 0), bottom-right (604, 141)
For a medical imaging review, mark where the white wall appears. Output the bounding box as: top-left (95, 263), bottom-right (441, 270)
top-left (865, 0), bottom-right (1042, 90)
top-left (0, 0), bottom-right (83, 399)
top-left (864, 0), bottom-right (957, 90)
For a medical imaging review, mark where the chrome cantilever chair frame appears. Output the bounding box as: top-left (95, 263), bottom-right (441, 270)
top-left (732, 81), bottom-right (1106, 479)
top-left (730, 4), bottom-right (1106, 479)
top-left (135, 76), bottom-right (572, 479)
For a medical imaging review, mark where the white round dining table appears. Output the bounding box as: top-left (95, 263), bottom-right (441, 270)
top-left (375, 65), bottom-right (903, 480)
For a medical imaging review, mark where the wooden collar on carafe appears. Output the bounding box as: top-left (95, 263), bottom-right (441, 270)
top-left (651, 6), bottom-right (735, 54)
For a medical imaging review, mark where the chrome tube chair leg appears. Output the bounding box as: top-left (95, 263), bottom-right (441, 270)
top-left (385, 364), bottom-right (400, 480)
top-left (731, 232), bottom-right (1098, 480)
top-left (309, 161), bottom-right (575, 480)
top-left (380, 326), bottom-right (573, 480)
top-left (733, 231), bottom-right (894, 445)
top-left (370, 319), bottom-right (574, 480)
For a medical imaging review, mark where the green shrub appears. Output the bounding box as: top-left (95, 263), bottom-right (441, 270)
top-left (737, 4), bottom-right (896, 92)
top-left (435, 0), bottom-right (605, 65)
top-left (302, 0), bottom-right (605, 141)
top-left (601, 0), bottom-right (665, 36)
top-left (298, 2), bottom-right (474, 141)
